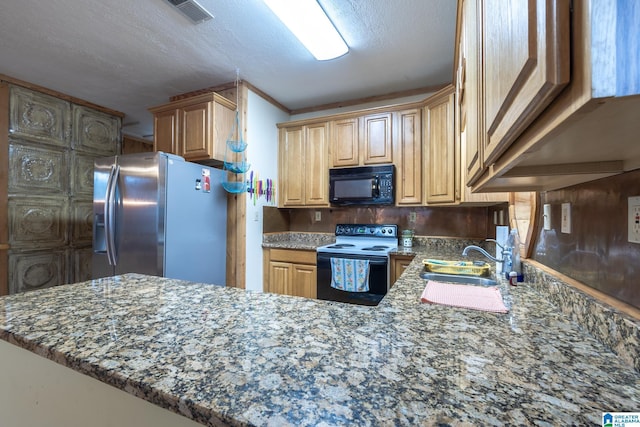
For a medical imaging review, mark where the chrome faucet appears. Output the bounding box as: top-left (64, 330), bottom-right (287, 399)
top-left (461, 245), bottom-right (502, 262)
top-left (462, 239), bottom-right (512, 273)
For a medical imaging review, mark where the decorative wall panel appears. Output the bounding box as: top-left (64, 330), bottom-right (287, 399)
top-left (8, 197), bottom-right (68, 248)
top-left (9, 86), bottom-right (70, 146)
top-left (71, 199), bottom-right (93, 244)
top-left (71, 152), bottom-right (98, 196)
top-left (72, 105), bottom-right (120, 155)
top-left (72, 247), bottom-right (93, 283)
top-left (5, 84), bottom-right (121, 294)
top-left (8, 141), bottom-right (68, 195)
top-left (8, 250), bottom-right (67, 293)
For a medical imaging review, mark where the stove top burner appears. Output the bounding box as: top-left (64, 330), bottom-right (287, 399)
top-left (361, 246), bottom-right (390, 251)
top-left (325, 244), bottom-right (356, 249)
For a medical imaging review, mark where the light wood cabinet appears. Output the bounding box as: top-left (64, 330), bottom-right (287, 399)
top-left (331, 117), bottom-right (359, 167)
top-left (263, 248), bottom-right (317, 298)
top-left (278, 123), bottom-right (329, 207)
top-left (329, 112), bottom-right (393, 168)
top-left (361, 112), bottom-right (392, 165)
top-left (456, 0), bottom-right (640, 192)
top-left (390, 254), bottom-right (415, 285)
top-left (481, 0), bottom-right (570, 167)
top-left (149, 92), bottom-right (236, 163)
top-left (394, 108), bottom-right (422, 205)
top-left (424, 86), bottom-right (456, 204)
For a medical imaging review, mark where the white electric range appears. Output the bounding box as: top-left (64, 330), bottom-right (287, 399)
top-left (316, 224), bottom-right (398, 306)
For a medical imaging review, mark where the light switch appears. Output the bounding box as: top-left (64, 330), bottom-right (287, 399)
top-left (543, 204), bottom-right (551, 230)
top-left (561, 203), bottom-right (571, 234)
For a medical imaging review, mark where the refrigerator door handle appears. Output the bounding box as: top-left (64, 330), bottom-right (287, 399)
top-left (104, 164), bottom-right (120, 266)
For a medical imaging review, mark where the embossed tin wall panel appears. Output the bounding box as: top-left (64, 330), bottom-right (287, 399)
top-left (72, 105), bottom-right (120, 155)
top-left (8, 250), bottom-right (67, 293)
top-left (8, 197), bottom-right (68, 248)
top-left (71, 199), bottom-right (93, 244)
top-left (71, 152), bottom-right (98, 196)
top-left (72, 247), bottom-right (93, 283)
top-left (8, 141), bottom-right (68, 195)
top-left (9, 85), bottom-right (70, 146)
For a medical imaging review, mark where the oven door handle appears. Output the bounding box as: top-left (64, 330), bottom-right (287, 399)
top-left (317, 253), bottom-right (388, 266)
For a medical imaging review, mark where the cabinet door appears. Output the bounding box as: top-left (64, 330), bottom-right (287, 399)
top-left (425, 88), bottom-right (456, 204)
top-left (268, 261), bottom-right (292, 295)
top-left (482, 0), bottom-right (569, 165)
top-left (180, 101), bottom-right (211, 161)
top-left (394, 109), bottom-right (422, 205)
top-left (291, 264), bottom-right (317, 299)
top-left (154, 109), bottom-right (179, 154)
top-left (391, 255), bottom-right (414, 286)
top-left (460, 0), bottom-right (483, 185)
top-left (331, 118), bottom-right (359, 167)
top-left (279, 127), bottom-right (305, 206)
top-left (304, 122), bottom-right (330, 206)
top-left (362, 113), bottom-right (392, 164)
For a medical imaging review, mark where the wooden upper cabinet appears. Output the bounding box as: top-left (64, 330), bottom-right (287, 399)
top-left (149, 92), bottom-right (236, 163)
top-left (481, 0), bottom-right (570, 165)
top-left (362, 112), bottom-right (392, 164)
top-left (425, 86), bottom-right (456, 204)
top-left (331, 118), bottom-right (359, 167)
top-left (278, 123), bottom-right (329, 207)
top-left (279, 126), bottom-right (305, 206)
top-left (304, 122), bottom-right (330, 206)
top-left (394, 108), bottom-right (422, 205)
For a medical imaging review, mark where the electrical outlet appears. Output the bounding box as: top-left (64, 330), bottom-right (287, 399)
top-left (409, 212), bottom-right (417, 223)
top-left (629, 196), bottom-right (640, 244)
top-left (543, 204), bottom-right (551, 231)
top-left (253, 210), bottom-right (259, 222)
top-left (561, 203), bottom-right (571, 234)
top-left (315, 211), bottom-right (322, 222)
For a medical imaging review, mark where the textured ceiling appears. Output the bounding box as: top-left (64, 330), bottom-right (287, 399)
top-left (0, 0), bottom-right (457, 139)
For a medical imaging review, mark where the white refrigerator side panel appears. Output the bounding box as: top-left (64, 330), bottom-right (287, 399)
top-left (164, 161), bottom-right (227, 285)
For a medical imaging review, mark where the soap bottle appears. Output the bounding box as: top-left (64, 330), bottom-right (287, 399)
top-left (507, 228), bottom-right (524, 282)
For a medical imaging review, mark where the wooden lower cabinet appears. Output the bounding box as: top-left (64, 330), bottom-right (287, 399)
top-left (263, 248), bottom-right (317, 299)
top-left (390, 254), bottom-right (415, 285)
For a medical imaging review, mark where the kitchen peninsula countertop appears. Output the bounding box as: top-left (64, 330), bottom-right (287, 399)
top-left (1, 253), bottom-right (639, 425)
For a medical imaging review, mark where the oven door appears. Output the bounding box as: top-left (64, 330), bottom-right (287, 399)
top-left (316, 252), bottom-right (389, 306)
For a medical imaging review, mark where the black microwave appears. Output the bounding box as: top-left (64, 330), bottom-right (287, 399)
top-left (329, 164), bottom-right (394, 206)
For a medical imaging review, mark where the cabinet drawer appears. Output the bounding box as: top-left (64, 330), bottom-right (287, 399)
top-left (269, 249), bottom-right (316, 264)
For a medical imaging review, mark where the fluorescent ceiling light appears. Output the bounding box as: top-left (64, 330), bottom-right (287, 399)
top-left (264, 0), bottom-right (349, 61)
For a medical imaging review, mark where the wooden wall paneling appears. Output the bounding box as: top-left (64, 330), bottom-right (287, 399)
top-left (222, 84), bottom-right (246, 289)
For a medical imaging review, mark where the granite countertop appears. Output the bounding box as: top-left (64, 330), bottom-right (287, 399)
top-left (1, 249), bottom-right (640, 426)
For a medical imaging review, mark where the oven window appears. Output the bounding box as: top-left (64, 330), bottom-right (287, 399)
top-left (316, 252), bottom-right (388, 306)
top-left (334, 179), bottom-right (373, 198)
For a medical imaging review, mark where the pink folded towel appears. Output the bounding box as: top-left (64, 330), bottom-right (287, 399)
top-left (420, 280), bottom-right (508, 313)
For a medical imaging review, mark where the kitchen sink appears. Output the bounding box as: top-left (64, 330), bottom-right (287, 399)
top-left (419, 271), bottom-right (498, 287)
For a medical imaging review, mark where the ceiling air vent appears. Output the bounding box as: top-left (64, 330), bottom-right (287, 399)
top-left (164, 0), bottom-right (213, 24)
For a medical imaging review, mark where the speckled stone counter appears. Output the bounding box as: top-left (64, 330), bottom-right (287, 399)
top-left (1, 252), bottom-right (640, 425)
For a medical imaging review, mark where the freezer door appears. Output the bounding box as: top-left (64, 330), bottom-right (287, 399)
top-left (92, 156), bottom-right (117, 279)
top-left (111, 152), bottom-right (166, 276)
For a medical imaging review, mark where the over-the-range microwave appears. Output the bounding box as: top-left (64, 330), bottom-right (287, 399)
top-left (329, 164), bottom-right (395, 206)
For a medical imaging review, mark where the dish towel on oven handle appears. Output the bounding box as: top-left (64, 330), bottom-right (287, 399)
top-left (330, 258), bottom-right (370, 292)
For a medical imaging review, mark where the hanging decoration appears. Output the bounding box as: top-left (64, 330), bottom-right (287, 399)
top-left (222, 69), bottom-right (249, 193)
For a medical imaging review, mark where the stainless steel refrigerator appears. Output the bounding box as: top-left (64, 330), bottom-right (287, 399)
top-left (92, 152), bottom-right (227, 285)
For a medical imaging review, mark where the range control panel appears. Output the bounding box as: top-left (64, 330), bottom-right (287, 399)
top-left (334, 224), bottom-right (398, 238)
